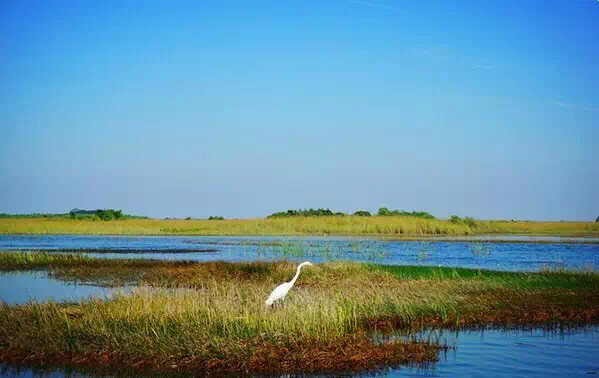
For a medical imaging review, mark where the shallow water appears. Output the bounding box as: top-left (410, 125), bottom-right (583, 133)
top-left (0, 271), bottom-right (117, 305)
top-left (1, 235), bottom-right (598, 271)
top-left (388, 327), bottom-right (599, 377)
top-left (425, 234), bottom-right (599, 243)
top-left (1, 327), bottom-right (597, 378)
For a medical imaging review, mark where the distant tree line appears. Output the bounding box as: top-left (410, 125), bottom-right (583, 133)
top-left (90, 209), bottom-right (122, 221)
top-left (0, 209), bottom-right (147, 221)
top-left (266, 208), bottom-right (436, 219)
top-left (69, 208), bottom-right (145, 221)
top-left (0, 213), bottom-right (67, 219)
top-left (178, 216), bottom-right (225, 220)
top-left (376, 208), bottom-right (435, 219)
top-left (267, 208), bottom-right (344, 218)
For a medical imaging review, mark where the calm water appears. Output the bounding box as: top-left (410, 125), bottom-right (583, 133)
top-left (388, 327), bottom-right (599, 377)
top-left (1, 235), bottom-right (598, 378)
top-left (1, 327), bottom-right (597, 378)
top-left (0, 235), bottom-right (598, 271)
top-left (0, 271), bottom-right (119, 305)
top-left (426, 235), bottom-right (599, 243)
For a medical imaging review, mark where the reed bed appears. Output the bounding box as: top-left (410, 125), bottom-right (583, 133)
top-left (474, 220), bottom-right (599, 236)
top-left (1, 217), bottom-right (597, 236)
top-left (0, 251), bottom-right (92, 270)
top-left (0, 253), bottom-right (597, 375)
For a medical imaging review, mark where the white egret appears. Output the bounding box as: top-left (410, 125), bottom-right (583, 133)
top-left (265, 261), bottom-right (313, 308)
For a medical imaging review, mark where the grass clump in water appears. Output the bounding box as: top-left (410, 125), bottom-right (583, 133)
top-left (0, 252), bottom-right (91, 270)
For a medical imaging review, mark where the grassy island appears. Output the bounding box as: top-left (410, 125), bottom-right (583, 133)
top-left (0, 252), bottom-right (597, 375)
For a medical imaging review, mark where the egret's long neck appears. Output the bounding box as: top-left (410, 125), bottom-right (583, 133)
top-left (289, 264), bottom-right (304, 286)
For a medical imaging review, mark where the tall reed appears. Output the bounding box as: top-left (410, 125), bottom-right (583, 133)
top-left (1, 217), bottom-right (596, 236)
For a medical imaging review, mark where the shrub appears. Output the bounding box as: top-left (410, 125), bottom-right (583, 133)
top-left (208, 216), bottom-right (224, 220)
top-left (377, 208), bottom-right (435, 219)
top-left (95, 209), bottom-right (123, 221)
top-left (377, 207), bottom-right (391, 216)
top-left (448, 215), bottom-right (476, 228)
top-left (267, 208), bottom-right (335, 218)
top-left (463, 217), bottom-right (477, 228)
top-left (69, 209), bottom-right (97, 219)
top-left (353, 210), bottom-right (371, 217)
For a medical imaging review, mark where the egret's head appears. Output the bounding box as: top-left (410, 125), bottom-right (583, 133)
top-left (301, 261), bottom-right (314, 267)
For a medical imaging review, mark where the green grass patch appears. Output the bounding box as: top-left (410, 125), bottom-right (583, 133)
top-left (0, 252), bottom-right (92, 270)
top-left (370, 264), bottom-right (599, 289)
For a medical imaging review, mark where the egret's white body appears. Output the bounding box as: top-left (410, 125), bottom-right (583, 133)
top-left (265, 261), bottom-right (313, 307)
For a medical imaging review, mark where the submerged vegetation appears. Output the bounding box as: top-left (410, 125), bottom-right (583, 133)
top-left (0, 252), bottom-right (597, 375)
top-left (253, 239), bottom-right (390, 261)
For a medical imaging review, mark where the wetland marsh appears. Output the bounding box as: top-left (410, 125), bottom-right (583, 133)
top-left (1, 217), bottom-right (597, 237)
top-left (0, 235), bottom-right (598, 377)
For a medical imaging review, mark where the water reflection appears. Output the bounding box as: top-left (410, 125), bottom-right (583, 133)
top-left (0, 271), bottom-right (117, 305)
top-left (383, 326), bottom-right (599, 377)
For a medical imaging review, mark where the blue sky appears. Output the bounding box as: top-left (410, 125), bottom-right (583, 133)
top-left (1, 0), bottom-right (597, 220)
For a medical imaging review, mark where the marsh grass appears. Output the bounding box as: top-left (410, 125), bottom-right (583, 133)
top-left (2, 217), bottom-right (596, 237)
top-left (474, 220), bottom-right (599, 236)
top-left (254, 239), bottom-right (390, 261)
top-left (0, 252), bottom-right (598, 375)
top-left (0, 252), bottom-right (91, 270)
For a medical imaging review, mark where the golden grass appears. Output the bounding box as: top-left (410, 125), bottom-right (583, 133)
top-left (0, 217), bottom-right (596, 236)
top-left (1, 254), bottom-right (598, 375)
top-left (475, 220), bottom-right (599, 236)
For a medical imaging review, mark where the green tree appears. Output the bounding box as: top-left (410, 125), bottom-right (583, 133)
top-left (95, 209), bottom-right (122, 221)
top-left (377, 207), bottom-right (390, 216)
